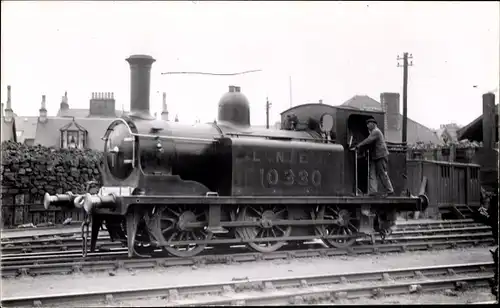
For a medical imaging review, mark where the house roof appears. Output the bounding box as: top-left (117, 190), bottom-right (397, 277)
top-left (341, 95), bottom-right (381, 112)
top-left (341, 95), bottom-right (441, 144)
top-left (57, 108), bottom-right (129, 118)
top-left (59, 118), bottom-right (87, 132)
top-left (457, 104), bottom-right (499, 141)
top-left (57, 108), bottom-right (89, 118)
top-left (13, 116), bottom-right (39, 143)
top-left (35, 117), bottom-right (115, 150)
top-left (1, 119), bottom-right (16, 143)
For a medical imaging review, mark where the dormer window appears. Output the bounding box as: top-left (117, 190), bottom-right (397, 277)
top-left (60, 118), bottom-right (87, 149)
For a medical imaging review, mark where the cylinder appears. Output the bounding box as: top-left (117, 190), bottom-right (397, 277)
top-left (125, 55), bottom-right (156, 119)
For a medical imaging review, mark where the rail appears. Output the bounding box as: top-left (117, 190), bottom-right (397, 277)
top-left (1, 234), bottom-right (494, 278)
top-left (1, 262), bottom-right (493, 307)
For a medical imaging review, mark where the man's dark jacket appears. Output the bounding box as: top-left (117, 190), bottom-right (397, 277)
top-left (357, 127), bottom-right (390, 160)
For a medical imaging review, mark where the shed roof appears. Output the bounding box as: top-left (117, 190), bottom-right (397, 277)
top-left (457, 104), bottom-right (499, 141)
top-left (341, 95), bottom-right (441, 144)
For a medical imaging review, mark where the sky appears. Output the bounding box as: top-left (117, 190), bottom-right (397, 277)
top-left (1, 1), bottom-right (499, 129)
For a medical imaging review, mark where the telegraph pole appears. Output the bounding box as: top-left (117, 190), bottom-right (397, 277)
top-left (397, 52), bottom-right (413, 144)
top-left (266, 97), bottom-right (272, 129)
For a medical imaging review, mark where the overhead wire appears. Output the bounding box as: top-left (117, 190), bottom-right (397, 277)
top-left (160, 69), bottom-right (262, 76)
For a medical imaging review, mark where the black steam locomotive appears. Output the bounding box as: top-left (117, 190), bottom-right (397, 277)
top-left (44, 55), bottom-right (428, 258)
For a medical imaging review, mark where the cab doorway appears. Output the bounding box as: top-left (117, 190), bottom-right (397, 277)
top-left (347, 114), bottom-right (373, 195)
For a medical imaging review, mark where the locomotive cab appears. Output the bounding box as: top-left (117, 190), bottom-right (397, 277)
top-left (347, 114), bottom-right (373, 195)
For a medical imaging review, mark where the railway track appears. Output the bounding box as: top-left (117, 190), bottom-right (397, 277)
top-left (1, 262), bottom-right (494, 307)
top-left (1, 225), bottom-right (493, 262)
top-left (1, 233), bottom-right (494, 278)
top-left (1, 220), bottom-right (491, 255)
top-left (0, 219), bottom-right (484, 242)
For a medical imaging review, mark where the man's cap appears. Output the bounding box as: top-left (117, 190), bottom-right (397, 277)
top-left (366, 118), bottom-right (377, 125)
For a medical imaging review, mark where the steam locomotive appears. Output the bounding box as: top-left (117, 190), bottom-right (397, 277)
top-left (44, 54), bottom-right (428, 258)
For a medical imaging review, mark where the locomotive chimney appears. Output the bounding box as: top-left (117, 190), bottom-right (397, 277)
top-left (126, 55), bottom-right (156, 119)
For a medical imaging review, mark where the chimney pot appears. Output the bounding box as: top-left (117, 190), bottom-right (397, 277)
top-left (41, 95), bottom-right (46, 110)
top-left (39, 94), bottom-right (48, 123)
top-left (161, 92), bottom-right (169, 121)
top-left (4, 85), bottom-right (14, 122)
top-left (6, 85), bottom-right (12, 110)
top-left (126, 54), bottom-right (156, 119)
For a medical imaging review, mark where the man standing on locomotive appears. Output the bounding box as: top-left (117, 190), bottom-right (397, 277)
top-left (352, 118), bottom-right (394, 197)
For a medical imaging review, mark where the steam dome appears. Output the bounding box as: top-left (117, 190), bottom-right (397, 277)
top-left (217, 86), bottom-right (250, 127)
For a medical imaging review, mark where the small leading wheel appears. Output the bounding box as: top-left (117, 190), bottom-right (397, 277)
top-left (317, 205), bottom-right (360, 249)
top-left (158, 205), bottom-right (212, 257)
top-left (238, 205), bottom-right (292, 253)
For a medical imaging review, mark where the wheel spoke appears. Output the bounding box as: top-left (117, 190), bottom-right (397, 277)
top-left (165, 207), bottom-right (181, 217)
top-left (270, 227), bottom-right (278, 238)
top-left (167, 232), bottom-right (177, 242)
top-left (249, 206), bottom-right (263, 216)
top-left (274, 208), bottom-right (286, 217)
top-left (275, 225), bottom-right (286, 234)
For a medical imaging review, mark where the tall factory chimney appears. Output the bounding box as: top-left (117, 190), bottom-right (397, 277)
top-left (482, 93), bottom-right (496, 149)
top-left (380, 92), bottom-right (401, 136)
top-left (480, 92), bottom-right (498, 193)
top-left (126, 55), bottom-right (156, 119)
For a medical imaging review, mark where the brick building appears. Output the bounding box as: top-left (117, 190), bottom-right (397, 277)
top-left (4, 88), bottom-right (170, 151)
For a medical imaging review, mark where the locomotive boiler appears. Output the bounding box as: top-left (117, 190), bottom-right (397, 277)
top-left (44, 54), bottom-right (429, 258)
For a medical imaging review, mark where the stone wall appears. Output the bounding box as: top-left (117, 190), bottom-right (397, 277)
top-left (1, 141), bottom-right (103, 228)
